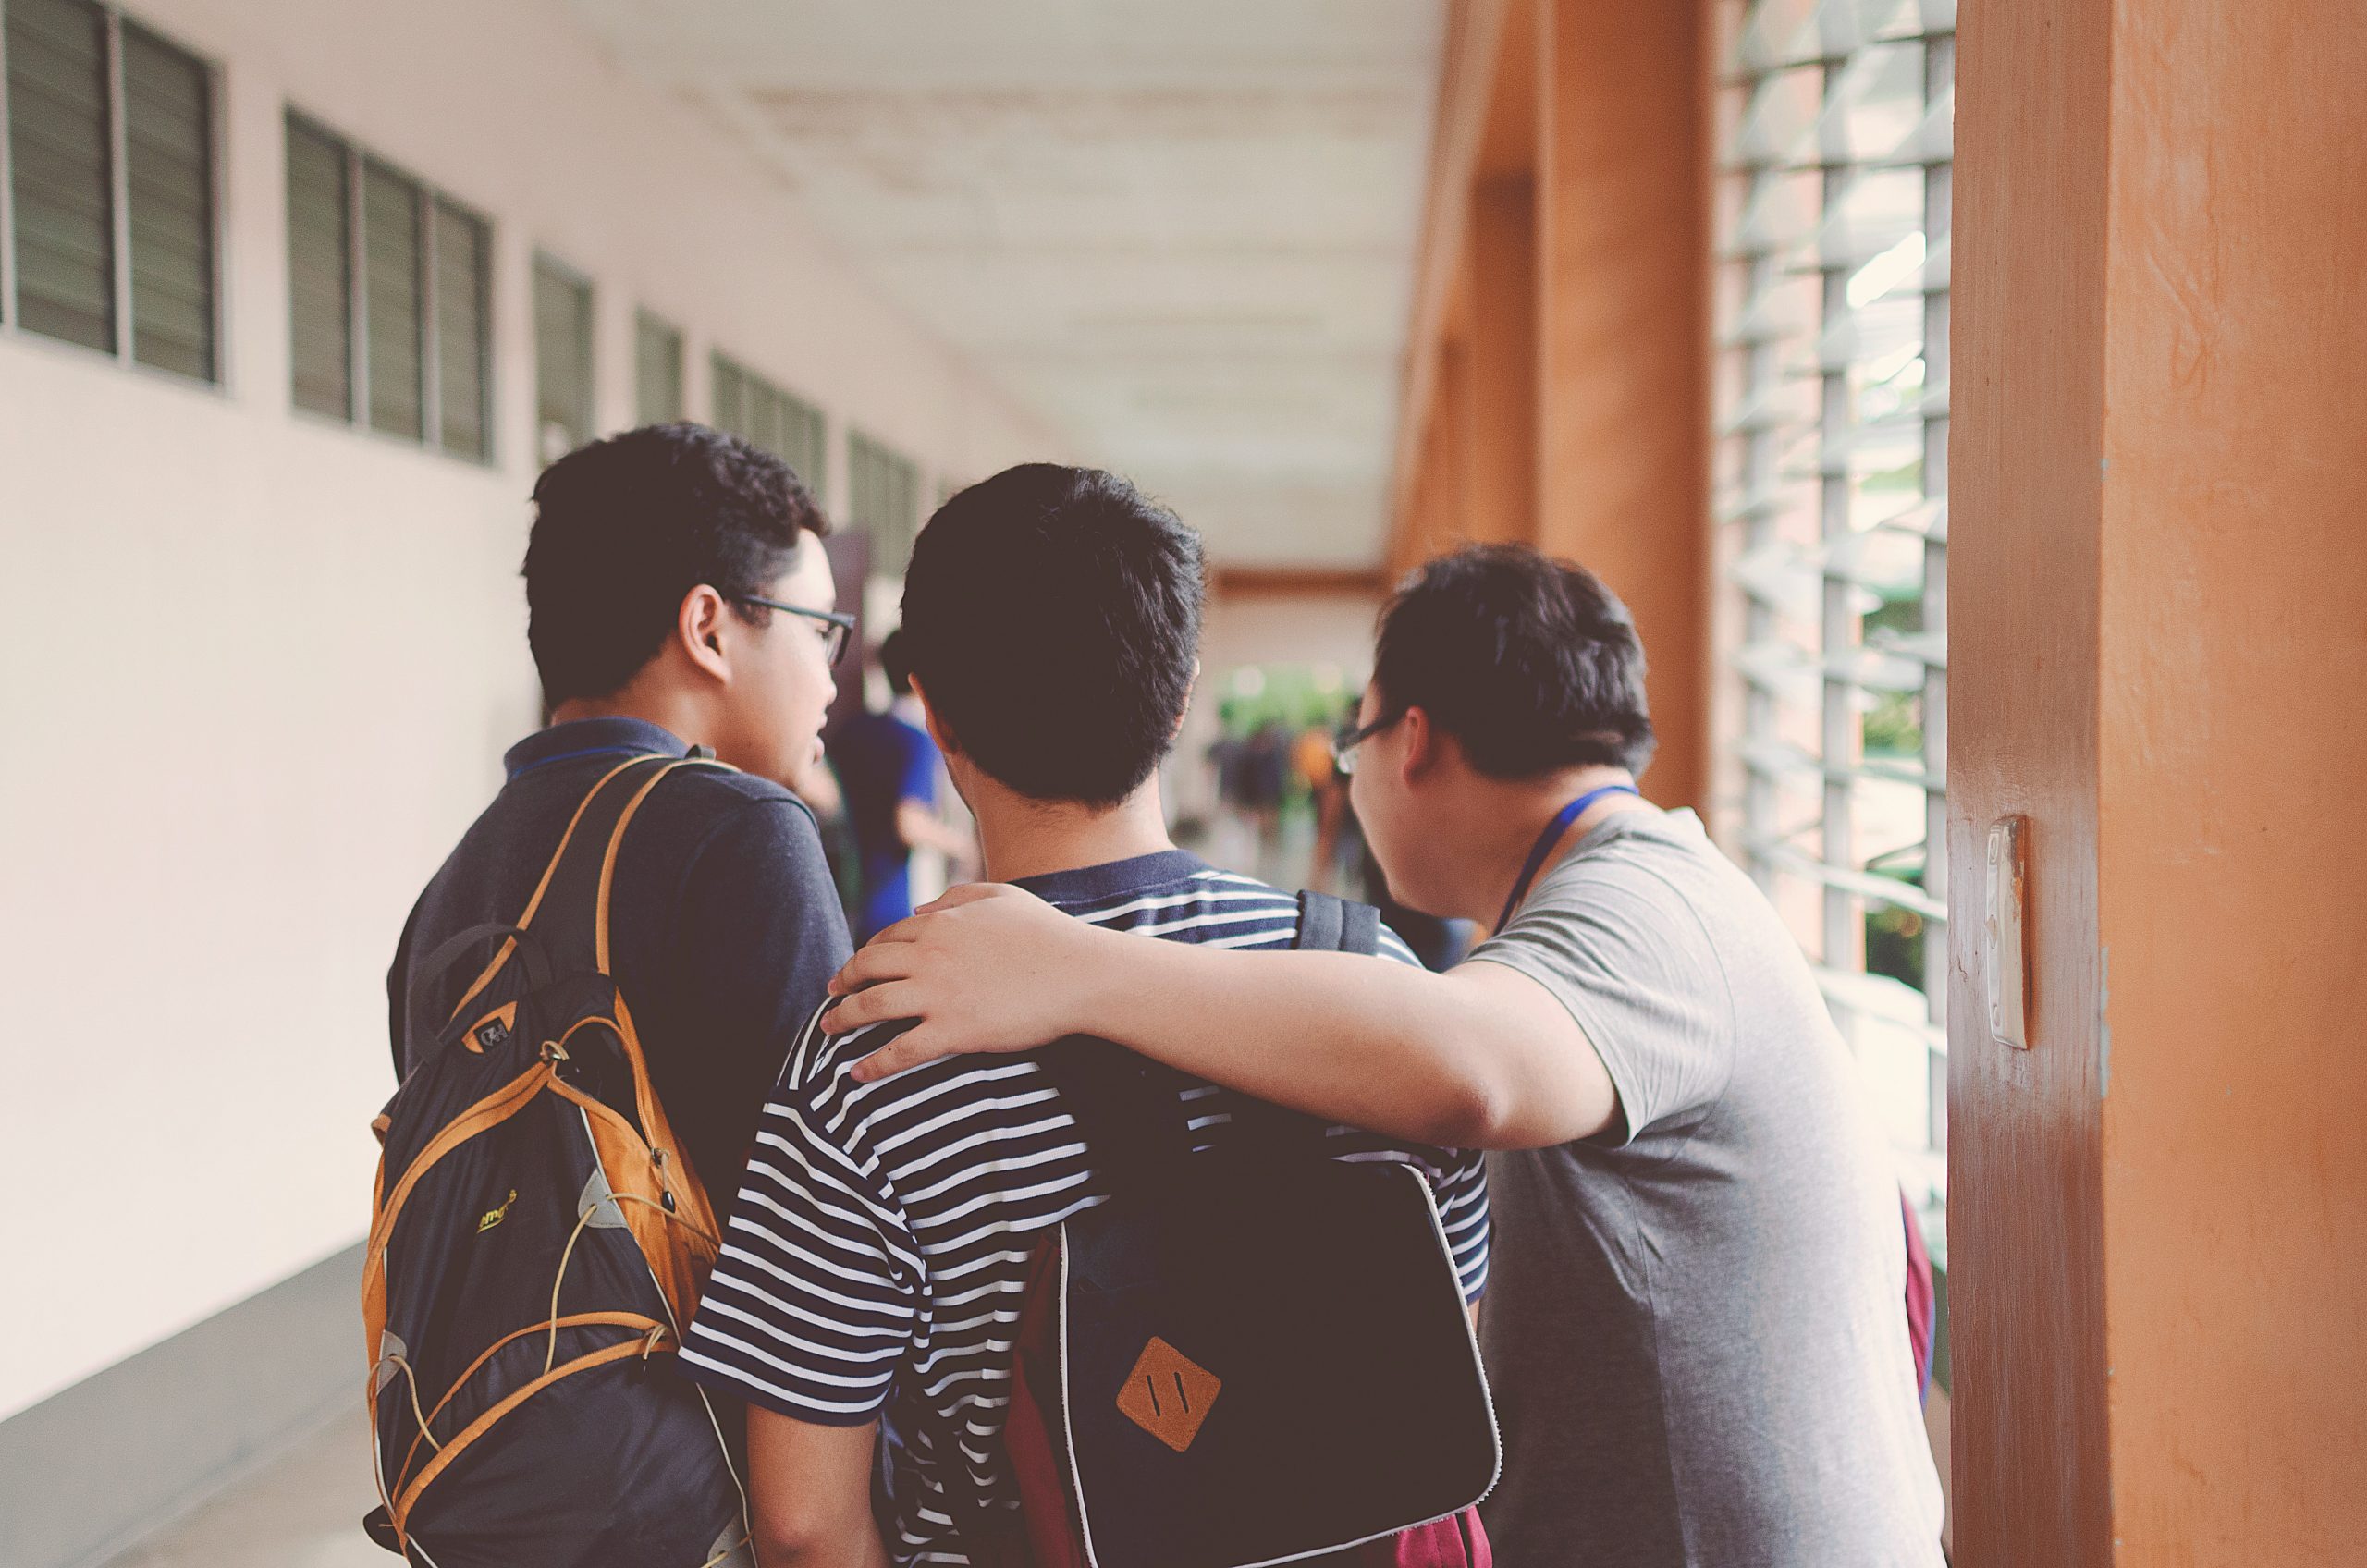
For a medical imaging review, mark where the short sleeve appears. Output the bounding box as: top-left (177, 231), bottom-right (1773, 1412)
top-left (676, 1068), bottom-right (922, 1426)
top-left (1464, 854), bottom-right (1734, 1144)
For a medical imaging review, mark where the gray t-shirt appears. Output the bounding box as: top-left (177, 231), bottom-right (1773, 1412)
top-left (1466, 808), bottom-right (1943, 1567)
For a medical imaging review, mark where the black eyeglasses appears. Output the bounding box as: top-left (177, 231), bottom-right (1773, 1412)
top-left (730, 594), bottom-right (857, 667)
top-left (1331, 711), bottom-right (1403, 777)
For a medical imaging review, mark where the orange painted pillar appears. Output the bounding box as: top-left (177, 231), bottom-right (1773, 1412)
top-left (1464, 177), bottom-right (1537, 547)
top-left (1532, 0), bottom-right (1711, 811)
top-left (1951, 1), bottom-right (2367, 1562)
top-left (1427, 331), bottom-right (1474, 566)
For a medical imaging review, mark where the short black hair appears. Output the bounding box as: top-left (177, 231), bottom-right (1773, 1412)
top-left (1371, 544), bottom-right (1655, 778)
top-left (523, 423), bottom-right (829, 705)
top-left (901, 464), bottom-right (1203, 805)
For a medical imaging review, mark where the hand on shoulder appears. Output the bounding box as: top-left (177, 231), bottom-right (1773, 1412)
top-left (825, 883), bottom-right (1119, 1081)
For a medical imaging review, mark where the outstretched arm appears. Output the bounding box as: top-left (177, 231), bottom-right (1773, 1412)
top-left (829, 884), bottom-right (1619, 1151)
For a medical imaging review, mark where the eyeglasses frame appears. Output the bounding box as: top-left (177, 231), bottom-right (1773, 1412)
top-left (728, 593), bottom-right (857, 667)
top-left (1331, 710), bottom-right (1404, 777)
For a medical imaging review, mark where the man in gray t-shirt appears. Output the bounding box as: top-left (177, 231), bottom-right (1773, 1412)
top-left (827, 545), bottom-right (1944, 1566)
top-left (1469, 809), bottom-right (1941, 1564)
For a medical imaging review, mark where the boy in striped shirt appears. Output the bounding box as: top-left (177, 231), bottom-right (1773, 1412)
top-left (677, 465), bottom-right (1488, 1567)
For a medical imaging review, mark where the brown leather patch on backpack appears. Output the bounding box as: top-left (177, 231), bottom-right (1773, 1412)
top-left (1116, 1336), bottom-right (1221, 1453)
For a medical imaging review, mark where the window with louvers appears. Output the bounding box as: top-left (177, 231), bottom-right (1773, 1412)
top-left (634, 310), bottom-right (681, 425)
top-left (284, 112), bottom-right (490, 459)
top-left (709, 349), bottom-right (825, 493)
top-left (121, 19), bottom-right (211, 379)
top-left (433, 199), bottom-right (487, 459)
top-left (362, 158), bottom-right (423, 439)
top-left (1713, 0), bottom-right (1953, 1219)
top-left (849, 430), bottom-right (921, 580)
top-left (4, 1), bottom-right (217, 378)
top-left (284, 114), bottom-right (349, 417)
top-left (6, 0), bottom-right (114, 352)
top-left (533, 255), bottom-right (592, 461)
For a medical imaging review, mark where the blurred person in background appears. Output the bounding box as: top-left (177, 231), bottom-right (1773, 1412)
top-left (831, 628), bottom-right (977, 942)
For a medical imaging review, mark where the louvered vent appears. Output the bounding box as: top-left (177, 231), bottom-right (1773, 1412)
top-left (849, 429), bottom-right (922, 579)
top-left (635, 309), bottom-right (682, 426)
top-left (1716, 0), bottom-right (1954, 1212)
top-left (8, 0), bottom-right (117, 352)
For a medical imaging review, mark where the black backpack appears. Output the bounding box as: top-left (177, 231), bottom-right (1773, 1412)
top-left (965, 892), bottom-right (1501, 1568)
top-left (362, 756), bottom-right (754, 1567)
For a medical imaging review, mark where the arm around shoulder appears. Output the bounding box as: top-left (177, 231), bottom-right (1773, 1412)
top-left (828, 882), bottom-right (1621, 1150)
top-left (1068, 937), bottom-right (1622, 1151)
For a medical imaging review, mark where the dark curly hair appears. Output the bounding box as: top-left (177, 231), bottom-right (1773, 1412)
top-left (523, 423), bottom-right (829, 705)
top-left (1371, 544), bottom-right (1655, 778)
top-left (901, 464), bottom-right (1203, 806)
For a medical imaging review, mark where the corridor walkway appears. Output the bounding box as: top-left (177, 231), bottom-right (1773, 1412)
top-left (102, 1415), bottom-right (380, 1568)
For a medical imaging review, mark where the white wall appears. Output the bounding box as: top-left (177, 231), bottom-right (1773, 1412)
top-left (0, 0), bottom-right (1060, 1420)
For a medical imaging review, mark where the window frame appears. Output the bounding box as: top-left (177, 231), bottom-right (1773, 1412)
top-left (531, 249), bottom-right (595, 462)
top-left (282, 107), bottom-right (350, 420)
top-left (0, 0), bottom-right (227, 390)
top-left (282, 104), bottom-right (495, 464)
top-left (359, 151), bottom-right (426, 442)
top-left (848, 427), bottom-right (922, 581)
top-left (430, 193), bottom-right (491, 460)
top-left (633, 306), bottom-right (683, 426)
top-left (707, 347), bottom-right (827, 493)
top-left (120, 13), bottom-right (218, 380)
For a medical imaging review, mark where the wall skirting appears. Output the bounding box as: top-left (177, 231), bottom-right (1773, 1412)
top-left (0, 1243), bottom-right (363, 1568)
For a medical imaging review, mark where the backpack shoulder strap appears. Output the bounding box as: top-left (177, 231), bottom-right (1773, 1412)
top-left (434, 753), bottom-right (729, 1041)
top-left (519, 753), bottom-right (730, 977)
top-left (1032, 1035), bottom-right (1194, 1197)
top-left (1294, 889), bottom-right (1382, 957)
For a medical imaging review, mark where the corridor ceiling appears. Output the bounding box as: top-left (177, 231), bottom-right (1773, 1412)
top-left (566, 0), bottom-right (1444, 569)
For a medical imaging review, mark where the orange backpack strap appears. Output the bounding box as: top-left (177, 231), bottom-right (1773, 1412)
top-left (590, 759), bottom-right (722, 973)
top-left (434, 754), bottom-right (657, 1035)
top-left (520, 755), bottom-right (733, 1236)
top-left (511, 754), bottom-right (726, 980)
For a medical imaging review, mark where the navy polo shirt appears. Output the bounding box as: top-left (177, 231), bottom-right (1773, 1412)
top-left (386, 717), bottom-right (853, 1200)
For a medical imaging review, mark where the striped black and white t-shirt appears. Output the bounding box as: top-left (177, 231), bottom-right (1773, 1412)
top-left (677, 850), bottom-right (1490, 1566)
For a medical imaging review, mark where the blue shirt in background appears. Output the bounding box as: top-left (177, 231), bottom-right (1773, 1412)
top-left (831, 706), bottom-right (940, 941)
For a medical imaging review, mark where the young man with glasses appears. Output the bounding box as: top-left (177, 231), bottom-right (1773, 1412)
top-left (387, 422), bottom-right (855, 1207)
top-left (826, 545), bottom-right (1945, 1568)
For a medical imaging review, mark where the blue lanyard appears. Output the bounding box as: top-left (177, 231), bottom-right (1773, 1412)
top-left (1496, 785), bottom-right (1641, 931)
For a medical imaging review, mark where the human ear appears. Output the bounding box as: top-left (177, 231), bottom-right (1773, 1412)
top-left (680, 586), bottom-right (731, 681)
top-left (1398, 705), bottom-right (1440, 783)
